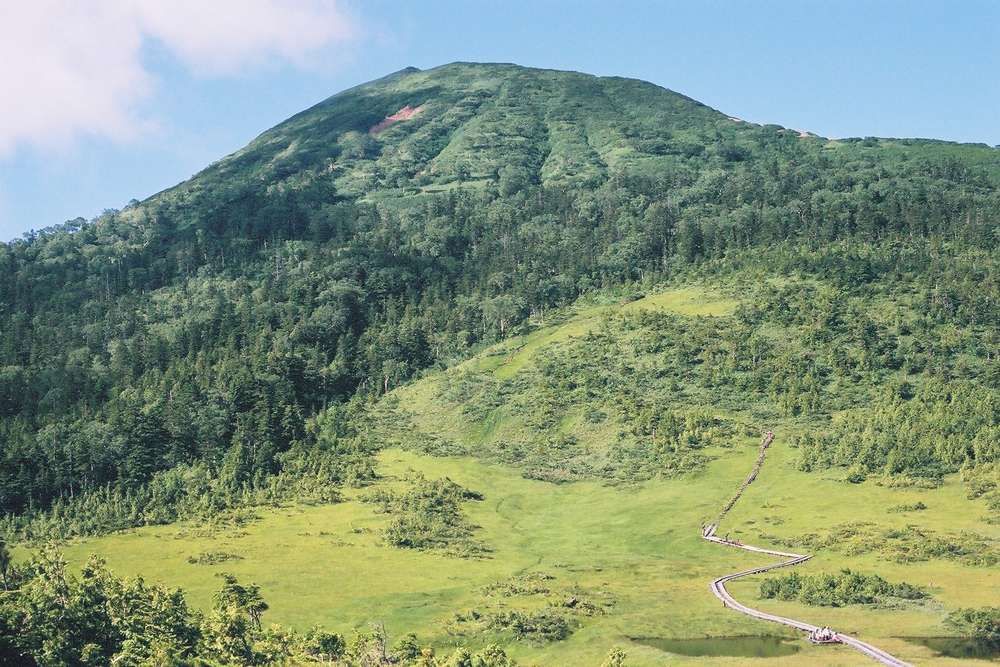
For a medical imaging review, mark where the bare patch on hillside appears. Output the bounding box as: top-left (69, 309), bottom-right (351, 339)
top-left (369, 104), bottom-right (422, 134)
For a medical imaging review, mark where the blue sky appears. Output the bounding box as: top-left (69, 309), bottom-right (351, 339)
top-left (1, 1), bottom-right (998, 241)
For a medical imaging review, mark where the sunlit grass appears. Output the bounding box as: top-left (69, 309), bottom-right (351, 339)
top-left (51, 429), bottom-right (999, 666)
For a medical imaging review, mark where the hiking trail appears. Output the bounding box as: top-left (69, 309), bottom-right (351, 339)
top-left (702, 431), bottom-right (915, 667)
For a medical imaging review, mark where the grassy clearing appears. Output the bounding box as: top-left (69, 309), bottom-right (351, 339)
top-left (484, 286), bottom-right (737, 380)
top-left (50, 439), bottom-right (774, 664)
top-left (619, 288), bottom-right (739, 317)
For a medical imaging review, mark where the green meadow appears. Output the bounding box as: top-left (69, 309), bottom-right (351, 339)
top-left (56, 441), bottom-right (1000, 666)
top-left (47, 287), bottom-right (1000, 666)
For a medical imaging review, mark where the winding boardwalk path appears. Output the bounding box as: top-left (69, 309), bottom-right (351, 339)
top-left (703, 431), bottom-right (915, 667)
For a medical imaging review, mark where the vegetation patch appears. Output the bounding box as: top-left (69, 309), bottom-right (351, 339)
top-left (760, 522), bottom-right (1000, 566)
top-left (758, 569), bottom-right (927, 607)
top-left (483, 571), bottom-right (555, 597)
top-left (187, 551), bottom-right (245, 565)
top-left (947, 606), bottom-right (1000, 639)
top-left (887, 501), bottom-right (927, 513)
top-left (962, 466), bottom-right (1000, 522)
top-left (446, 572), bottom-right (615, 645)
top-left (361, 475), bottom-right (489, 557)
top-left (487, 609), bottom-right (573, 643)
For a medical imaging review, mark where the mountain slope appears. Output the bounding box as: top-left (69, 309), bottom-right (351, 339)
top-left (2, 61), bottom-right (1000, 527)
top-left (187, 63), bottom-right (724, 202)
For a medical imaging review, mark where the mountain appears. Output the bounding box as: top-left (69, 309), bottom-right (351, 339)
top-left (3, 62), bottom-right (1000, 664)
top-left (3, 60), bottom-right (1000, 523)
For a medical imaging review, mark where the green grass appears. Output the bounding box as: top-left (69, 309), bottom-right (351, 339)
top-left (619, 288), bottom-right (739, 317)
top-left (54, 439), bottom-right (775, 665)
top-left (48, 437), bottom-right (1000, 666)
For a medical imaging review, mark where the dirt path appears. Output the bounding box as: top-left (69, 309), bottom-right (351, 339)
top-left (703, 432), bottom-right (915, 667)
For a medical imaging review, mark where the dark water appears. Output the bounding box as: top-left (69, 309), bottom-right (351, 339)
top-left (903, 637), bottom-right (1000, 661)
top-left (633, 635), bottom-right (800, 658)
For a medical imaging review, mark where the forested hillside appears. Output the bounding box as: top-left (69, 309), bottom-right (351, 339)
top-left (2, 61), bottom-right (1000, 536)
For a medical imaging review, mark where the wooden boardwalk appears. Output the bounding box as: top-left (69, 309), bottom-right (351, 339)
top-left (703, 431), bottom-right (916, 667)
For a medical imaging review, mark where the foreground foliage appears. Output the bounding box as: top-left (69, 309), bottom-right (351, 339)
top-left (0, 545), bottom-right (528, 667)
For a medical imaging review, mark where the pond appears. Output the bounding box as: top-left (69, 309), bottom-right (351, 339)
top-left (903, 637), bottom-right (1000, 661)
top-left (633, 635), bottom-right (801, 658)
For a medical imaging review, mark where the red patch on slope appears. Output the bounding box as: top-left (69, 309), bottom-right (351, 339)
top-left (369, 105), bottom-right (422, 134)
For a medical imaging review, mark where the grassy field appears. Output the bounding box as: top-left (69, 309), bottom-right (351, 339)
top-left (45, 287), bottom-right (1000, 666)
top-left (55, 440), bottom-right (1000, 666)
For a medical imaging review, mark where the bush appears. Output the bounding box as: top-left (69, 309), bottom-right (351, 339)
top-left (361, 476), bottom-right (488, 556)
top-left (947, 607), bottom-right (1000, 638)
top-left (759, 569), bottom-right (926, 607)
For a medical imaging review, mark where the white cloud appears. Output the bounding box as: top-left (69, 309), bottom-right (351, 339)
top-left (136, 0), bottom-right (357, 75)
top-left (0, 0), bottom-right (359, 156)
top-left (0, 2), bottom-right (151, 153)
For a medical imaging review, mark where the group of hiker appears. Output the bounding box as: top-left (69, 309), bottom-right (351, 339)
top-left (701, 524), bottom-right (744, 547)
top-left (808, 627), bottom-right (841, 643)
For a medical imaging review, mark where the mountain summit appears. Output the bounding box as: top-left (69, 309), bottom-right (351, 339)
top-left (168, 62), bottom-right (728, 224)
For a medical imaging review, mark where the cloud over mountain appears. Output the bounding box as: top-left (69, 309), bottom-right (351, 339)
top-left (0, 0), bottom-right (359, 155)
